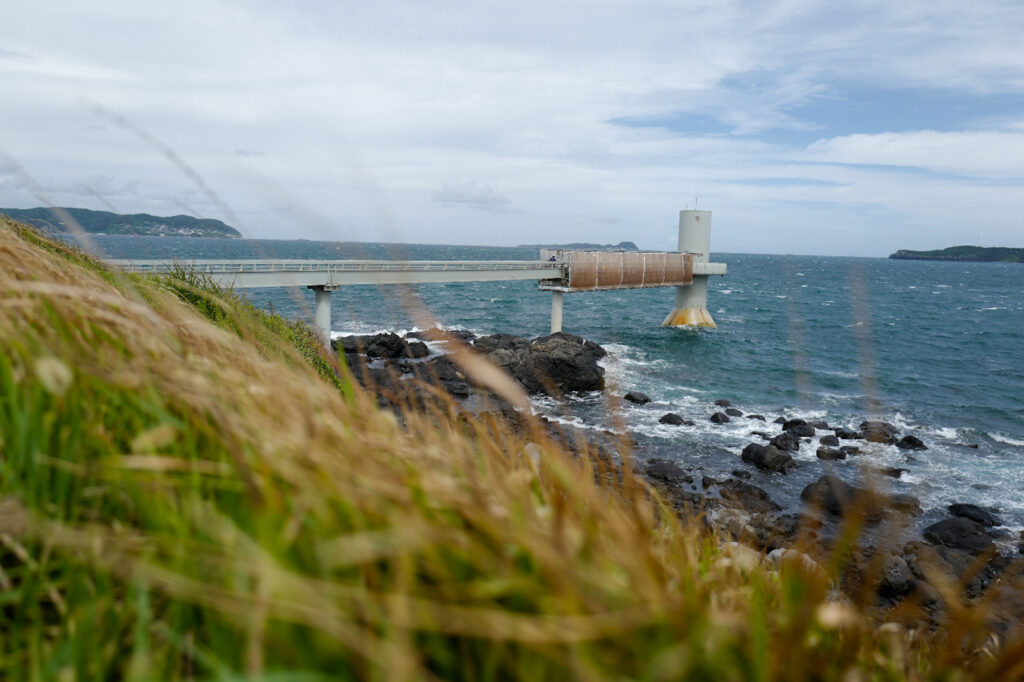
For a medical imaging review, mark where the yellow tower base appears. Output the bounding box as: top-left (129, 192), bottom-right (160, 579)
top-left (662, 307), bottom-right (717, 328)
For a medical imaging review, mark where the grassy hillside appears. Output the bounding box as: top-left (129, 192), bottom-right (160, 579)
top-left (1, 216), bottom-right (1021, 680)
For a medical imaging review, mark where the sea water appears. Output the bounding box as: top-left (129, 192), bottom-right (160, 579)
top-left (75, 235), bottom-right (1024, 537)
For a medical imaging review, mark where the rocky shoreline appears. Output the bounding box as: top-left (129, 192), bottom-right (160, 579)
top-left (334, 329), bottom-right (1024, 631)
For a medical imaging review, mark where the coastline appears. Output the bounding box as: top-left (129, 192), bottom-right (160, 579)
top-left (339, 327), bottom-right (1024, 621)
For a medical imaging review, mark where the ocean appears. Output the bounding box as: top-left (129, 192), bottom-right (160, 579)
top-left (72, 234), bottom-right (1024, 540)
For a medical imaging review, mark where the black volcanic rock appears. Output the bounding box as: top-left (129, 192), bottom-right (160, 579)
top-left (801, 474), bottom-right (921, 521)
top-left (644, 459), bottom-right (693, 485)
top-left (948, 503), bottom-right (1002, 527)
top-left (859, 421), bottom-right (899, 444)
top-left (923, 517), bottom-right (995, 555)
top-left (816, 447), bottom-right (846, 461)
top-left (896, 435), bottom-right (928, 450)
top-left (624, 391), bottom-right (651, 405)
top-left (659, 413), bottom-right (692, 426)
top-left (720, 479), bottom-right (782, 513)
top-left (473, 332), bottom-right (605, 395)
top-left (819, 434), bottom-right (840, 447)
top-left (725, 408), bottom-right (743, 417)
top-left (741, 443), bottom-right (796, 474)
top-left (714, 399), bottom-right (732, 407)
top-left (834, 427), bottom-right (858, 440)
top-left (710, 412), bottom-right (730, 424)
top-left (770, 432), bottom-right (801, 452)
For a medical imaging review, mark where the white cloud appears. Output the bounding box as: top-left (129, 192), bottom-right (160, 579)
top-left (0, 0), bottom-right (1022, 253)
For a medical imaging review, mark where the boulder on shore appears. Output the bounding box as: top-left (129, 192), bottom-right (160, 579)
top-left (741, 443), bottom-right (796, 474)
top-left (719, 479), bottom-right (782, 514)
top-left (659, 413), bottom-right (692, 426)
top-left (710, 412), bottom-right (731, 424)
top-left (816, 446), bottom-right (846, 461)
top-left (948, 503), bottom-right (1002, 527)
top-left (800, 474), bottom-right (921, 522)
top-left (624, 391), bottom-right (651, 405)
top-left (783, 418), bottom-right (816, 438)
top-left (859, 420), bottom-right (899, 444)
top-left (896, 435), bottom-right (928, 450)
top-left (923, 517), bottom-right (995, 555)
top-left (770, 431), bottom-right (801, 452)
top-left (473, 332), bottom-right (606, 395)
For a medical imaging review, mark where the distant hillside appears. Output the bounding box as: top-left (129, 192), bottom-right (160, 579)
top-left (889, 246), bottom-right (1023, 263)
top-left (518, 241), bottom-right (639, 251)
top-left (0, 207), bottom-right (241, 238)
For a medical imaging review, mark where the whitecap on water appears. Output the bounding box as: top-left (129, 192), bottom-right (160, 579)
top-left (992, 433), bottom-right (1024, 448)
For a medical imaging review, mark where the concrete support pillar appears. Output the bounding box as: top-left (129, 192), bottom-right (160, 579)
top-left (550, 290), bottom-right (564, 334)
top-left (663, 209), bottom-right (716, 328)
top-left (309, 285), bottom-right (339, 347)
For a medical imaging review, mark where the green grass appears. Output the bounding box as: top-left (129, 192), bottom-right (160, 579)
top-left (1, 217), bottom-right (1022, 680)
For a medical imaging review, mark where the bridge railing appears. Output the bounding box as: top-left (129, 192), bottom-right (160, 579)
top-left (109, 259), bottom-right (564, 274)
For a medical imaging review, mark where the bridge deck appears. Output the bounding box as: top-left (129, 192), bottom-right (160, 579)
top-left (109, 259), bottom-right (565, 287)
top-left (108, 258), bottom-right (725, 288)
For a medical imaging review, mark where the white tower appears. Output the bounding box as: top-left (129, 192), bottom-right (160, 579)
top-left (662, 209), bottom-right (716, 327)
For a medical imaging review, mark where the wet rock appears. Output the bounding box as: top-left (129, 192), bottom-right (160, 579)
top-left (879, 467), bottom-right (908, 478)
top-left (746, 414), bottom-right (766, 421)
top-left (746, 513), bottom-right (800, 551)
top-left (624, 391), bottom-right (651, 405)
top-left (922, 517), bottom-right (995, 555)
top-left (773, 416), bottom-right (786, 424)
top-left (816, 446), bottom-right (846, 461)
top-left (834, 427), bottom-right (858, 440)
top-left (364, 332), bottom-right (408, 358)
top-left (800, 474), bottom-right (922, 521)
top-left (529, 332), bottom-right (607, 393)
top-left (741, 443), bottom-right (796, 474)
top-left (782, 418), bottom-right (816, 438)
top-left (769, 431), bottom-right (801, 452)
top-left (720, 479), bottom-right (782, 513)
top-left (407, 327), bottom-right (477, 343)
top-left (877, 554), bottom-right (915, 599)
top-left (714, 399), bottom-right (732, 407)
top-left (839, 445), bottom-right (861, 457)
top-left (858, 420), bottom-right (899, 444)
top-left (475, 332), bottom-right (606, 395)
top-left (819, 434), bottom-right (840, 447)
top-left (730, 469), bottom-right (751, 480)
top-left (948, 503), bottom-right (1002, 527)
top-left (809, 420), bottom-right (830, 430)
top-left (658, 412), bottom-right (692, 426)
top-left (904, 541), bottom-right (1004, 600)
top-left (751, 431), bottom-right (773, 440)
top-left (895, 435), bottom-right (928, 450)
top-left (710, 412), bottom-right (731, 424)
top-left (725, 407), bottom-right (743, 417)
top-left (701, 475), bottom-right (718, 489)
top-left (644, 459), bottom-right (694, 485)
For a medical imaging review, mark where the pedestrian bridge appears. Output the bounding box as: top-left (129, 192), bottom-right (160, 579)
top-left (107, 209), bottom-right (727, 344)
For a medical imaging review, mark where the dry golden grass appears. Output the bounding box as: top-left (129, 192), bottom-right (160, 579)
top-left (1, 216), bottom-right (1022, 680)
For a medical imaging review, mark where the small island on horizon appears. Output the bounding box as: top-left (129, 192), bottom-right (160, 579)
top-left (889, 245), bottom-right (1023, 263)
top-left (0, 207), bottom-right (241, 238)
top-left (517, 240), bottom-right (639, 251)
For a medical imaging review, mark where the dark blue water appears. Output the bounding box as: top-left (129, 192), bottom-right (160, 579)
top-left (75, 235), bottom-right (1024, 536)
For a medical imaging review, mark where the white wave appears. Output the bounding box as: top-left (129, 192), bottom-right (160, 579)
top-left (927, 426), bottom-right (960, 441)
top-left (979, 307), bottom-right (1007, 311)
top-left (719, 289), bottom-right (733, 294)
top-left (992, 433), bottom-right (1024, 448)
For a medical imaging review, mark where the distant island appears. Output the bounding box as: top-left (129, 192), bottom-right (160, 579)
top-left (0, 207), bottom-right (241, 238)
top-left (518, 241), bottom-right (639, 251)
top-left (889, 246), bottom-right (1023, 263)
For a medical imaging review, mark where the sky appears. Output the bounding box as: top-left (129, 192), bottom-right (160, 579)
top-left (1, 1), bottom-right (1023, 255)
